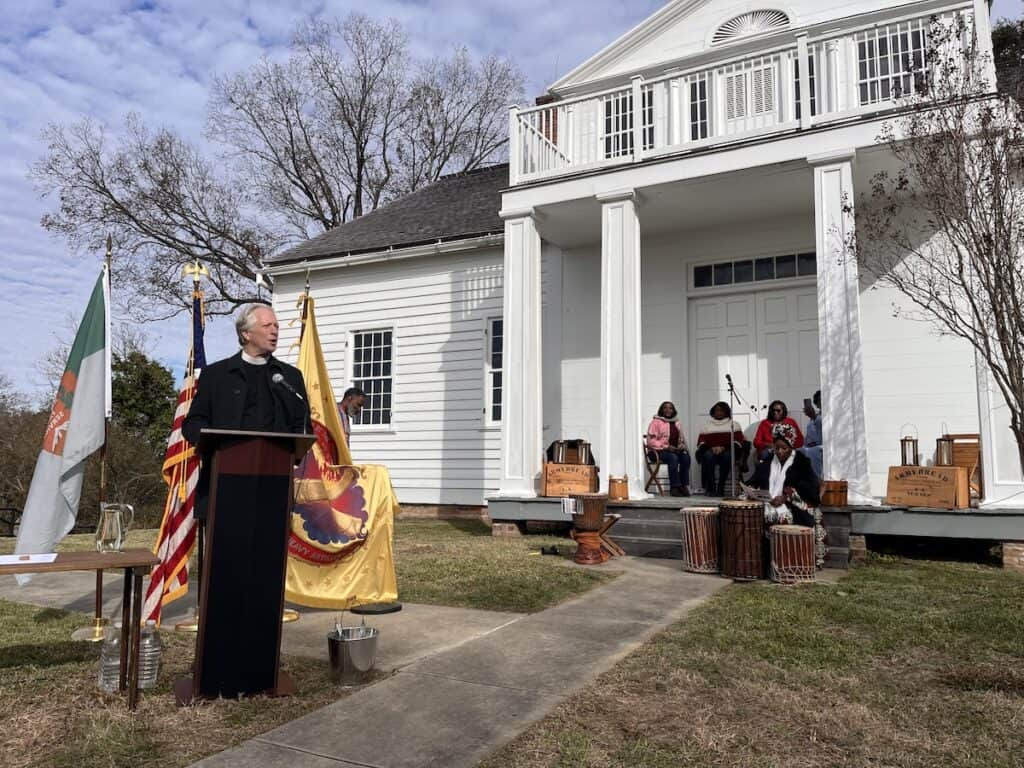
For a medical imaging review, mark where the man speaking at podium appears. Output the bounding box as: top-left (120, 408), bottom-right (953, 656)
top-left (183, 303), bottom-right (310, 516)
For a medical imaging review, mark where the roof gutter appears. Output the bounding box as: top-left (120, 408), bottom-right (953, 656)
top-left (264, 232), bottom-right (505, 277)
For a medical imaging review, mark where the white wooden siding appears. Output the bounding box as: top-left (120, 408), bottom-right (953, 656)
top-left (858, 278), bottom-right (979, 495)
top-left (273, 249), bottom-right (503, 506)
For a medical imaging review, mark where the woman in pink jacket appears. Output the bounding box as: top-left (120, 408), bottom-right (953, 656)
top-left (646, 401), bottom-right (691, 496)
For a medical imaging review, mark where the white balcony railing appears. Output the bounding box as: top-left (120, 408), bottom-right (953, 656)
top-left (509, 9), bottom-right (969, 184)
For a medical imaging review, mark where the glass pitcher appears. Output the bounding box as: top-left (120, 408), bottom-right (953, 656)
top-left (95, 503), bottom-right (134, 553)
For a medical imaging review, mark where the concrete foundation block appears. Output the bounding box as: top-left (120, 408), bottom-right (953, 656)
top-left (491, 522), bottom-right (524, 537)
top-left (849, 534), bottom-right (868, 565)
top-left (1001, 542), bottom-right (1024, 572)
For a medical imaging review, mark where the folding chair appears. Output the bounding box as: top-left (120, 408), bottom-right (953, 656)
top-left (643, 435), bottom-right (666, 495)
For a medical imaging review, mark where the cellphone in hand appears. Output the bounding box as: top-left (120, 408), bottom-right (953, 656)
top-left (803, 397), bottom-right (813, 411)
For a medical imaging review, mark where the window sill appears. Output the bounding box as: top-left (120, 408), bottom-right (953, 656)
top-left (351, 427), bottom-right (396, 436)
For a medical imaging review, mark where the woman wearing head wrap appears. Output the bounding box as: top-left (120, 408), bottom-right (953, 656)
top-left (646, 400), bottom-right (691, 496)
top-left (745, 422), bottom-right (820, 526)
top-left (753, 399), bottom-right (804, 461)
top-left (695, 401), bottom-right (748, 496)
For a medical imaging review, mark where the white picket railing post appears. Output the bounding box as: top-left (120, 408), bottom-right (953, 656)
top-left (508, 106), bottom-right (521, 185)
top-left (631, 76), bottom-right (645, 163)
top-left (797, 34), bottom-right (812, 129)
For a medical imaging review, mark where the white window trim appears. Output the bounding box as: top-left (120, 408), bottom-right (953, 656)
top-left (484, 315), bottom-right (503, 427)
top-left (346, 324), bottom-right (396, 433)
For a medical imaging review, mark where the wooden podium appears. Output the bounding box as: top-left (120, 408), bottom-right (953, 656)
top-left (175, 429), bottom-right (314, 704)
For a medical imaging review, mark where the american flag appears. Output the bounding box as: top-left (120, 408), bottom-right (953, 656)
top-left (142, 288), bottom-right (206, 625)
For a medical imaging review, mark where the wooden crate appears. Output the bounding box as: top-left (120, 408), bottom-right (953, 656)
top-left (542, 463), bottom-right (598, 497)
top-left (884, 465), bottom-right (969, 509)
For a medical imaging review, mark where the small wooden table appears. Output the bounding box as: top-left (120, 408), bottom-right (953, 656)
top-left (0, 549), bottom-right (159, 710)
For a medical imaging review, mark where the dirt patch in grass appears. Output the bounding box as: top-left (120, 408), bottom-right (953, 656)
top-left (480, 556), bottom-right (1024, 768)
top-left (0, 599), bottom-right (374, 768)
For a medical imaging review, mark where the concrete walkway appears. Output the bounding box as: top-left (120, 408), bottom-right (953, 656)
top-left (192, 557), bottom-right (728, 768)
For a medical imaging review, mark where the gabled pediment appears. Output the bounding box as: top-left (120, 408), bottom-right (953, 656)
top-left (549, 0), bottom-right (922, 96)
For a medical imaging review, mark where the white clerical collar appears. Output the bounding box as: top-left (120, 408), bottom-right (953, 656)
top-left (241, 351), bottom-right (269, 365)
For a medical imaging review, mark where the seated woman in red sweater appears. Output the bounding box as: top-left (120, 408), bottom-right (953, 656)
top-left (753, 400), bottom-right (804, 460)
top-left (695, 401), bottom-right (748, 497)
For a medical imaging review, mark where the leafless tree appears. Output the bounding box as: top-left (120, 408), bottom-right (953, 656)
top-left (208, 56), bottom-right (352, 236)
top-left (33, 12), bottom-right (524, 317)
top-left (395, 47), bottom-right (524, 196)
top-left (32, 116), bottom-right (280, 317)
top-left (292, 14), bottom-right (409, 219)
top-left (852, 15), bottom-right (1024, 472)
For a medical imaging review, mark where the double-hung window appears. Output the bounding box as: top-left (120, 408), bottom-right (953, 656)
top-left (485, 317), bottom-right (503, 424)
top-left (350, 328), bottom-right (392, 427)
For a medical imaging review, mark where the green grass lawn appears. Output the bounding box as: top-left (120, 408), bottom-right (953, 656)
top-left (0, 599), bottom-right (359, 768)
top-left (393, 518), bottom-right (612, 612)
top-left (0, 517), bottom-right (613, 768)
top-left (1, 518), bottom-right (612, 613)
top-left (480, 555), bottom-right (1024, 768)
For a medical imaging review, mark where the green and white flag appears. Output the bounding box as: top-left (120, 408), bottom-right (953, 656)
top-left (15, 267), bottom-right (110, 568)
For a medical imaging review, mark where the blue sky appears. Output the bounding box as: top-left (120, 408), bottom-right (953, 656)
top-left (2, 0), bottom-right (1020, 400)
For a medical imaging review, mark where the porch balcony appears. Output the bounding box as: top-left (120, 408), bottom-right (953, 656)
top-left (509, 7), bottom-right (974, 185)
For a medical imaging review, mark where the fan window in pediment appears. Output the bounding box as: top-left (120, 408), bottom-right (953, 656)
top-left (712, 9), bottom-right (790, 46)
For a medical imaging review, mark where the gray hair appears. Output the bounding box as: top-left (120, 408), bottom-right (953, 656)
top-left (235, 303), bottom-right (270, 346)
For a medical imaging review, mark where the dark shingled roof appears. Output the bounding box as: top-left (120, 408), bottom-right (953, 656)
top-left (267, 163), bottom-right (508, 264)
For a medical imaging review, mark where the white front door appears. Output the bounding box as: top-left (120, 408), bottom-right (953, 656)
top-left (688, 285), bottom-right (820, 446)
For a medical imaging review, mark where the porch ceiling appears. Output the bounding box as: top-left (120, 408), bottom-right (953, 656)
top-left (536, 162), bottom-right (815, 248)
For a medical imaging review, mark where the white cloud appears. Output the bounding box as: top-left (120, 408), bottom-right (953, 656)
top-left (3, 0), bottom-right (1016, 397)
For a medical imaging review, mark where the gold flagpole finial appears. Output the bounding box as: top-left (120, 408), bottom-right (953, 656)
top-left (183, 259), bottom-right (209, 288)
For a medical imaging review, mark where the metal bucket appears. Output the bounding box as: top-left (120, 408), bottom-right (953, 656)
top-left (327, 626), bottom-right (378, 686)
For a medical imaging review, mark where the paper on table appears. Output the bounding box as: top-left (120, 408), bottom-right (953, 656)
top-left (0, 553), bottom-right (58, 566)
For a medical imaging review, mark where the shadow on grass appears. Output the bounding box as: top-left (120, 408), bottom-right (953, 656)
top-left (439, 518), bottom-right (491, 536)
top-left (33, 607), bottom-right (73, 623)
top-left (0, 641), bottom-right (97, 669)
top-left (941, 664), bottom-right (1024, 696)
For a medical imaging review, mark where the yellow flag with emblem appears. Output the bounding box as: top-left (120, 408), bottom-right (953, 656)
top-left (285, 295), bottom-right (399, 608)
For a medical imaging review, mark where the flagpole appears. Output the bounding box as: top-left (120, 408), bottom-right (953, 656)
top-left (175, 260), bottom-right (207, 633)
top-left (71, 235), bottom-right (113, 642)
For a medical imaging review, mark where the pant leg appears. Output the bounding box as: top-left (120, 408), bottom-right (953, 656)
top-left (659, 450), bottom-right (681, 487)
top-left (714, 452), bottom-right (732, 493)
top-left (678, 451), bottom-right (692, 488)
top-left (700, 455), bottom-right (715, 493)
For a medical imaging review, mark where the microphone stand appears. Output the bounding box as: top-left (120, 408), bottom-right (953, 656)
top-left (724, 374), bottom-right (749, 498)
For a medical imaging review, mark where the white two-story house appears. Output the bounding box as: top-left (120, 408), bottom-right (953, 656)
top-left (267, 0), bottom-right (1024, 543)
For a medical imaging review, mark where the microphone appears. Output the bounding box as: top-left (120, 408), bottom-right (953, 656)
top-left (725, 373), bottom-right (733, 384)
top-left (271, 372), bottom-right (304, 401)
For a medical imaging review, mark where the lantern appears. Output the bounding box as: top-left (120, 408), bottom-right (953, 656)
top-left (900, 435), bottom-right (919, 466)
top-left (935, 436), bottom-right (955, 466)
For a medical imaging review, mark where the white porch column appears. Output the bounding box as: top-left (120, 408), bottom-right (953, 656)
top-left (598, 190), bottom-right (649, 500)
top-left (809, 150), bottom-right (875, 505)
top-left (497, 208), bottom-right (543, 497)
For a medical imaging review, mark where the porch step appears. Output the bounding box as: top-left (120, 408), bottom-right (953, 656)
top-left (613, 534), bottom-right (683, 560)
top-left (611, 516), bottom-right (683, 541)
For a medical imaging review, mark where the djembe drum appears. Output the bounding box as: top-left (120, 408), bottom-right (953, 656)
top-left (719, 499), bottom-right (764, 580)
top-left (570, 493), bottom-right (609, 565)
top-left (769, 525), bottom-right (816, 584)
top-left (680, 507), bottom-right (719, 573)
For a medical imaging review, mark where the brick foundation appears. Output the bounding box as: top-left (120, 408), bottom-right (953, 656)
top-left (1001, 542), bottom-right (1024, 572)
top-left (849, 534), bottom-right (868, 565)
top-left (399, 504), bottom-right (487, 521)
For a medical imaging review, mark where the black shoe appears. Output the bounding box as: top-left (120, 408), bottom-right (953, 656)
top-left (670, 487), bottom-right (685, 497)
